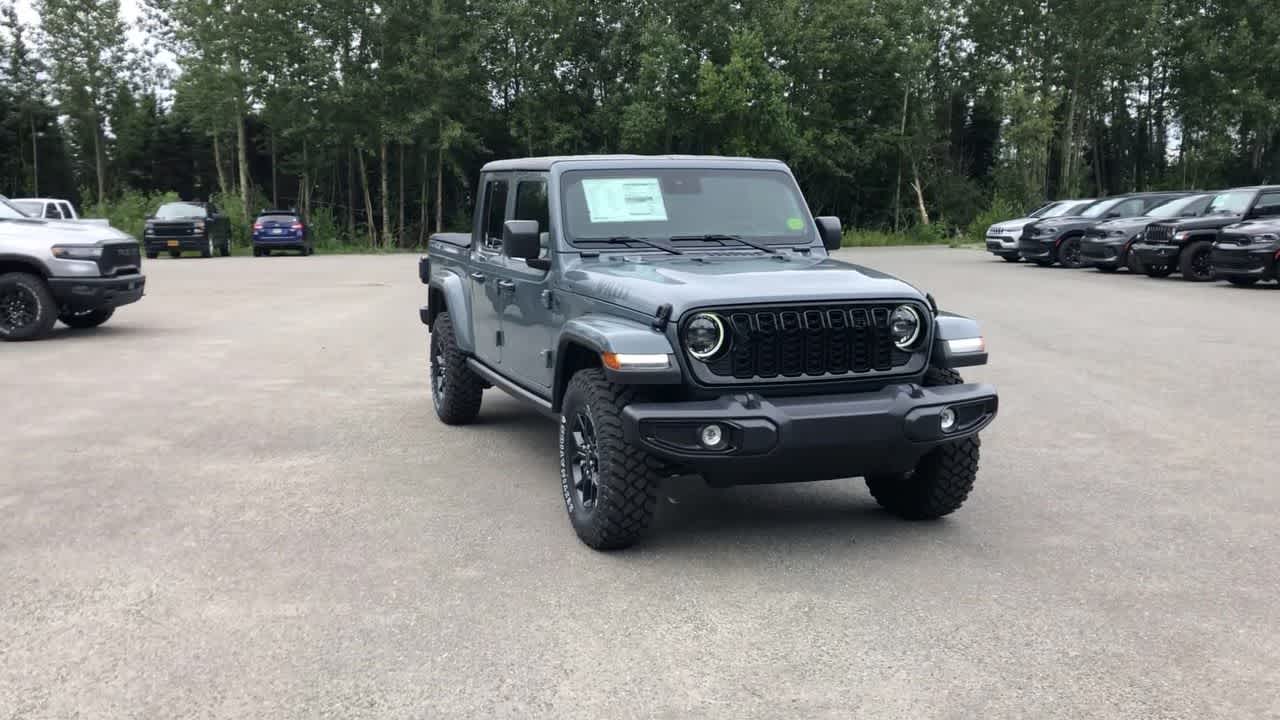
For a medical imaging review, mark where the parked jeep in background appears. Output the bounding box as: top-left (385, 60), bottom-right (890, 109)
top-left (142, 201), bottom-right (232, 259)
top-left (419, 155), bottom-right (998, 550)
top-left (10, 198), bottom-right (110, 226)
top-left (1131, 186), bottom-right (1280, 281)
top-left (0, 195), bottom-right (145, 341)
top-left (985, 199), bottom-right (1094, 262)
top-left (1018, 192), bottom-right (1191, 268)
top-left (1079, 192), bottom-right (1215, 273)
top-left (1211, 217), bottom-right (1280, 287)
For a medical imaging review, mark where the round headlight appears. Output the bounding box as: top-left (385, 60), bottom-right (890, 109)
top-left (889, 305), bottom-right (922, 350)
top-left (684, 313), bottom-right (726, 361)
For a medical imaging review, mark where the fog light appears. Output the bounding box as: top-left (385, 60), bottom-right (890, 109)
top-left (699, 424), bottom-right (724, 448)
top-left (939, 407), bottom-right (957, 432)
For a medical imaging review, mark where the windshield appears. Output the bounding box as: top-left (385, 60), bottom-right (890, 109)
top-left (1146, 194), bottom-right (1208, 218)
top-left (1029, 201), bottom-right (1064, 218)
top-left (155, 203), bottom-right (207, 219)
top-left (0, 196), bottom-right (31, 219)
top-left (1081, 198), bottom-right (1124, 218)
top-left (1205, 190), bottom-right (1254, 215)
top-left (561, 168), bottom-right (815, 246)
top-left (1041, 201), bottom-right (1093, 218)
top-left (10, 200), bottom-right (42, 216)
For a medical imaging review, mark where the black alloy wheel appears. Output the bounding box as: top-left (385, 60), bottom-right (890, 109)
top-left (1058, 238), bottom-right (1083, 268)
top-left (1, 283), bottom-right (39, 333)
top-left (567, 412), bottom-right (601, 512)
top-left (429, 331), bottom-right (448, 413)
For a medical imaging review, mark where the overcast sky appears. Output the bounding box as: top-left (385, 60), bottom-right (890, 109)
top-left (14, 0), bottom-right (152, 49)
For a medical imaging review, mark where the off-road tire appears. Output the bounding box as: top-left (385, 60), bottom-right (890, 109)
top-left (1227, 277), bottom-right (1260, 287)
top-left (559, 369), bottom-right (660, 550)
top-left (219, 241), bottom-right (231, 257)
top-left (168, 249), bottom-right (181, 259)
top-left (1000, 254), bottom-right (1020, 263)
top-left (0, 272), bottom-right (58, 341)
top-left (1057, 237), bottom-right (1084, 269)
top-left (1126, 251), bottom-right (1143, 273)
top-left (429, 312), bottom-right (483, 425)
top-left (59, 307), bottom-right (114, 329)
top-left (200, 237), bottom-right (214, 258)
top-left (865, 366), bottom-right (979, 520)
top-left (1178, 240), bottom-right (1214, 281)
top-left (253, 248), bottom-right (263, 257)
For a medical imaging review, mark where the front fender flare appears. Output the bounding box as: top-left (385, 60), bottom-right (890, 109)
top-left (931, 312), bottom-right (988, 368)
top-left (426, 270), bottom-right (474, 353)
top-left (556, 315), bottom-right (682, 408)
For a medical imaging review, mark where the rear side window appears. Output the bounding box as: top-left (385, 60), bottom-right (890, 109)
top-left (481, 179), bottom-right (509, 251)
top-left (45, 202), bottom-right (64, 219)
top-left (1254, 191), bottom-right (1280, 217)
top-left (59, 202), bottom-right (75, 218)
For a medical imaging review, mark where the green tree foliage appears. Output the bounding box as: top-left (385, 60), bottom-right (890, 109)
top-left (2, 0), bottom-right (1279, 238)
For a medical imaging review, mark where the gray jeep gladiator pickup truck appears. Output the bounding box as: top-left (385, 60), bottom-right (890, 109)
top-left (419, 155), bottom-right (998, 549)
top-left (1, 194), bottom-right (145, 341)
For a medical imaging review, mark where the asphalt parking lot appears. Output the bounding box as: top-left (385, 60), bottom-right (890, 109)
top-left (2, 247), bottom-right (1278, 719)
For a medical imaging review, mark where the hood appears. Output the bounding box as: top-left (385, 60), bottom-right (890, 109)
top-left (1220, 218), bottom-right (1280, 237)
top-left (1151, 213), bottom-right (1242, 231)
top-left (0, 217), bottom-right (132, 245)
top-left (560, 252), bottom-right (925, 319)
top-left (1091, 215), bottom-right (1159, 234)
top-left (988, 216), bottom-right (1038, 233)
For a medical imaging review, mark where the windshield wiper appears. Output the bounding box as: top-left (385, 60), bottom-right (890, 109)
top-left (669, 233), bottom-right (778, 254)
top-left (598, 236), bottom-right (683, 254)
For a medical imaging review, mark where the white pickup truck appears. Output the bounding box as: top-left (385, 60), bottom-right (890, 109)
top-left (10, 197), bottom-right (110, 226)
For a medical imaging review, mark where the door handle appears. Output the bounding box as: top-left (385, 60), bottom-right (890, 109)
top-left (470, 272), bottom-right (486, 282)
top-left (496, 279), bottom-right (516, 292)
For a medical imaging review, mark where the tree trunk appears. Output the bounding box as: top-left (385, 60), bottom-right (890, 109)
top-left (212, 133), bottom-right (230, 198)
top-left (398, 142), bottom-right (405, 247)
top-left (270, 128), bottom-right (278, 208)
top-left (379, 138), bottom-right (391, 247)
top-left (910, 162), bottom-right (929, 226)
top-left (893, 84), bottom-right (908, 233)
top-left (301, 138), bottom-right (310, 221)
top-left (30, 114), bottom-right (39, 195)
top-left (347, 145), bottom-right (356, 241)
top-left (92, 113), bottom-right (106, 205)
top-left (356, 147), bottom-right (377, 247)
top-left (419, 150), bottom-right (429, 246)
top-left (237, 112), bottom-right (251, 214)
top-left (1059, 79), bottom-right (1079, 195)
top-left (435, 140), bottom-right (444, 235)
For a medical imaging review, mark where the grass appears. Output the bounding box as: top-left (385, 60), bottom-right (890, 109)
top-left (842, 227), bottom-right (952, 247)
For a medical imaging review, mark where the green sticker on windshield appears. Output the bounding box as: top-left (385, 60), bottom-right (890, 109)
top-left (787, 217), bottom-right (804, 230)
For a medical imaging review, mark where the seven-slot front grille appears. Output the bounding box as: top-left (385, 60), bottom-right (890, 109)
top-left (1145, 223), bottom-right (1175, 243)
top-left (697, 303), bottom-right (919, 381)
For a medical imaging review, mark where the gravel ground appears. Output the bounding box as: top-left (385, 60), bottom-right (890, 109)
top-left (2, 247), bottom-right (1277, 719)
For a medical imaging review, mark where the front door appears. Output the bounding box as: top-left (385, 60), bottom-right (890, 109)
top-left (469, 173), bottom-right (511, 367)
top-left (500, 174), bottom-right (557, 389)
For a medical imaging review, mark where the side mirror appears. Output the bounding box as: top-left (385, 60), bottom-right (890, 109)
top-left (815, 216), bottom-right (843, 251)
top-left (503, 219), bottom-right (541, 261)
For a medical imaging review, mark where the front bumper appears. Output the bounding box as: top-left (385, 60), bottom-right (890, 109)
top-left (985, 234), bottom-right (1019, 255)
top-left (47, 273), bottom-right (146, 312)
top-left (145, 235), bottom-right (207, 252)
top-left (621, 382), bottom-right (998, 484)
top-left (1132, 242), bottom-right (1179, 266)
top-left (1079, 238), bottom-right (1127, 268)
top-left (1211, 245), bottom-right (1277, 279)
top-left (1017, 237), bottom-right (1056, 261)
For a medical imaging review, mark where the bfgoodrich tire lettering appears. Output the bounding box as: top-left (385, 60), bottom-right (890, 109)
top-left (865, 366), bottom-right (979, 520)
top-left (429, 311), bottom-right (483, 425)
top-left (0, 272), bottom-right (58, 341)
top-left (558, 369), bottom-right (660, 550)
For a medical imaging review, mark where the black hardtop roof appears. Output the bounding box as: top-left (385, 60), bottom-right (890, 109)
top-left (480, 154), bottom-right (788, 173)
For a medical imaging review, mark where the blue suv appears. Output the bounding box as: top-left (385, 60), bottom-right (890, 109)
top-left (252, 210), bottom-right (313, 256)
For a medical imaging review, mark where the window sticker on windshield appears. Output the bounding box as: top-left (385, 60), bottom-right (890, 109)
top-left (786, 217), bottom-right (804, 231)
top-left (581, 178), bottom-right (668, 223)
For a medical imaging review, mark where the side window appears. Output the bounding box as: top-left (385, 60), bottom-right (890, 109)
top-left (60, 202), bottom-right (75, 218)
top-left (481, 178), bottom-right (509, 251)
top-left (45, 202), bottom-right (63, 219)
top-left (1113, 199), bottom-right (1143, 216)
top-left (1254, 192), bottom-right (1280, 217)
top-left (513, 179), bottom-right (550, 257)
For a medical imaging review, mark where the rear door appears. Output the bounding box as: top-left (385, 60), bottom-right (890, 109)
top-left (469, 173), bottom-right (511, 367)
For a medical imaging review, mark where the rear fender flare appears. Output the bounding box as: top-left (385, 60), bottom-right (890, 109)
top-left (426, 270), bottom-right (474, 353)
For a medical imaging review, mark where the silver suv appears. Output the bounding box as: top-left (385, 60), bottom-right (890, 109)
top-left (0, 195), bottom-right (146, 341)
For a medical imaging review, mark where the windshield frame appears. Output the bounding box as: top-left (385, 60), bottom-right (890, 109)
top-left (557, 166), bottom-right (818, 251)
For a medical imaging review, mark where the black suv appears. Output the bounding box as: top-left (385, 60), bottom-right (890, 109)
top-left (1131, 186), bottom-right (1280, 281)
top-left (1079, 193), bottom-right (1214, 273)
top-left (1018, 192), bottom-right (1191, 268)
top-left (1212, 218), bottom-right (1280, 287)
top-left (143, 201), bottom-right (232, 259)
